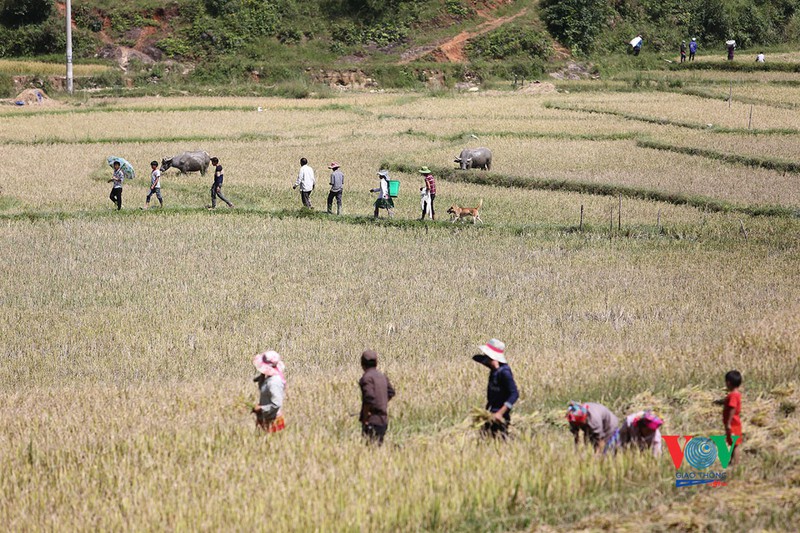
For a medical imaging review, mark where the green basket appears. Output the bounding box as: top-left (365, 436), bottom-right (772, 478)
top-left (388, 180), bottom-right (400, 198)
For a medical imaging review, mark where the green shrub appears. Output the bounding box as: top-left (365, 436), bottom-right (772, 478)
top-left (0, 71), bottom-right (12, 97)
top-left (541, 0), bottom-right (612, 54)
top-left (0, 0), bottom-right (52, 26)
top-left (445, 0), bottom-right (472, 18)
top-left (157, 37), bottom-right (192, 58)
top-left (467, 26), bottom-right (552, 61)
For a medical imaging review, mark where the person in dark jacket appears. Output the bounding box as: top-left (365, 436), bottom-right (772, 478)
top-left (472, 338), bottom-right (519, 438)
top-left (359, 349), bottom-right (395, 445)
top-left (208, 156), bottom-right (234, 209)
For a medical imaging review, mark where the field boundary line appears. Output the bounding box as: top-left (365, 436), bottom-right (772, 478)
top-left (383, 162), bottom-right (798, 218)
top-left (637, 139), bottom-right (800, 174)
top-left (0, 102), bottom-right (372, 120)
top-left (544, 102), bottom-right (800, 135)
top-left (401, 129), bottom-right (637, 143)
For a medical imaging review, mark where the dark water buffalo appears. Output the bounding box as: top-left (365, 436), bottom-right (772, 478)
top-left (454, 147), bottom-right (492, 170)
top-left (160, 151), bottom-right (211, 175)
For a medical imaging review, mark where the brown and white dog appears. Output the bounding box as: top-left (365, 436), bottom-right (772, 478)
top-left (447, 199), bottom-right (483, 224)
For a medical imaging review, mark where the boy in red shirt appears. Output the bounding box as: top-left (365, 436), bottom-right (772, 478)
top-left (722, 370), bottom-right (743, 465)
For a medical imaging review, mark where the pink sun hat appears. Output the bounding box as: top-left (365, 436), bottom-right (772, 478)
top-left (327, 161), bottom-right (340, 169)
top-left (253, 350), bottom-right (286, 384)
top-left (478, 338), bottom-right (507, 364)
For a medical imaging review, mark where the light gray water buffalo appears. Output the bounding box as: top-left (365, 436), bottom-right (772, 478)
top-left (454, 147), bottom-right (492, 170)
top-left (160, 151), bottom-right (211, 176)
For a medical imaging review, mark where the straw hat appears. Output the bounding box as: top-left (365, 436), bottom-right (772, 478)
top-left (418, 166), bottom-right (432, 174)
top-left (327, 161), bottom-right (340, 169)
top-left (478, 338), bottom-right (507, 364)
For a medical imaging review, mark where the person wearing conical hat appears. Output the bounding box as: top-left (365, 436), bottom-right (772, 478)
top-left (472, 338), bottom-right (519, 438)
top-left (252, 350), bottom-right (287, 433)
top-left (326, 161), bottom-right (344, 215)
top-left (419, 166), bottom-right (436, 220)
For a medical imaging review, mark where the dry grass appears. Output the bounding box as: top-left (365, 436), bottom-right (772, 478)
top-left (0, 59), bottom-right (113, 77)
top-left (1, 90), bottom-right (799, 531)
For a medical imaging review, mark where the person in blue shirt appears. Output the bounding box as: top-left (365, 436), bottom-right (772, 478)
top-left (472, 338), bottom-right (519, 438)
top-left (689, 38), bottom-right (697, 61)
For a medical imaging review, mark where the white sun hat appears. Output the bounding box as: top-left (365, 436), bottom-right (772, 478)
top-left (479, 338), bottom-right (507, 364)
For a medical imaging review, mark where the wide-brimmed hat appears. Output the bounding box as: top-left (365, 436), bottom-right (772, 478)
top-left (253, 350), bottom-right (286, 384)
top-left (418, 166), bottom-right (432, 174)
top-left (377, 169), bottom-right (390, 178)
top-left (691, 38), bottom-right (696, 41)
top-left (478, 338), bottom-right (507, 364)
top-left (328, 161), bottom-right (340, 169)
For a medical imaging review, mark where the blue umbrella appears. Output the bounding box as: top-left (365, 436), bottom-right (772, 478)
top-left (106, 156), bottom-right (135, 180)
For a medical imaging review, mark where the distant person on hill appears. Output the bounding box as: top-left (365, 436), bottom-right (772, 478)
top-left (419, 166), bottom-right (436, 220)
top-left (371, 169), bottom-right (394, 218)
top-left (680, 40), bottom-right (687, 63)
top-left (143, 160), bottom-right (163, 209)
top-left (756, 51), bottom-right (765, 63)
top-left (293, 157), bottom-right (316, 209)
top-left (207, 156), bottom-right (234, 209)
top-left (472, 338), bottom-right (519, 439)
top-left (632, 35), bottom-right (643, 56)
top-left (108, 160), bottom-right (124, 210)
top-left (607, 410), bottom-right (663, 457)
top-left (359, 349), bottom-right (395, 445)
top-left (727, 40), bottom-right (736, 61)
top-left (689, 38), bottom-right (698, 61)
top-left (326, 161), bottom-right (344, 215)
top-left (719, 370), bottom-right (743, 465)
top-left (566, 401), bottom-right (619, 453)
top-left (252, 350), bottom-right (286, 433)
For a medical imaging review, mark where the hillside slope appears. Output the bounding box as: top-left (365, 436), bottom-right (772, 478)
top-left (0, 0), bottom-right (798, 90)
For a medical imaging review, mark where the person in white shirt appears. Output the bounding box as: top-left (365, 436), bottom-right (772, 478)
top-left (756, 52), bottom-right (765, 63)
top-left (293, 157), bottom-right (316, 208)
top-left (144, 161), bottom-right (163, 209)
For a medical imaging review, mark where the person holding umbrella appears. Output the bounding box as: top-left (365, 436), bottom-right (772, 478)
top-left (108, 160), bottom-right (124, 210)
top-left (472, 338), bottom-right (519, 438)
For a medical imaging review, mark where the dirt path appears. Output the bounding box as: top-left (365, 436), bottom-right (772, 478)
top-left (399, 7), bottom-right (528, 64)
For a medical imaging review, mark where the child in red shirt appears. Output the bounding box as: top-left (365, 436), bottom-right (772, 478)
top-left (722, 370), bottom-right (743, 465)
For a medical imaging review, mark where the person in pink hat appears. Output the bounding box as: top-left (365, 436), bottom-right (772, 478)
top-left (607, 410), bottom-right (663, 457)
top-left (326, 161), bottom-right (344, 215)
top-left (252, 350), bottom-right (287, 433)
top-left (472, 338), bottom-right (519, 438)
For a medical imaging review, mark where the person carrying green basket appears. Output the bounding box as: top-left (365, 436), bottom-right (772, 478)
top-left (371, 169), bottom-right (395, 219)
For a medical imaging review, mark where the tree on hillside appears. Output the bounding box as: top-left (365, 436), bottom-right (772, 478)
top-left (0, 0), bottom-right (53, 26)
top-left (540, 0), bottom-right (612, 54)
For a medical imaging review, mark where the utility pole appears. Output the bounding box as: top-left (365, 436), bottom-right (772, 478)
top-left (66, 0), bottom-right (73, 94)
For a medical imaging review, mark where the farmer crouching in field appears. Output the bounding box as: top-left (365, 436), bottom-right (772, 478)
top-left (252, 351), bottom-right (286, 434)
top-left (143, 161), bottom-right (163, 209)
top-left (472, 338), bottom-right (519, 438)
top-left (359, 349), bottom-right (395, 445)
top-left (208, 157), bottom-right (234, 209)
top-left (607, 410), bottom-right (663, 457)
top-left (108, 160), bottom-right (124, 210)
top-left (566, 401), bottom-right (619, 454)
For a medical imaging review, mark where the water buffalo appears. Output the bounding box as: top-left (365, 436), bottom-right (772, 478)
top-left (160, 151), bottom-right (211, 176)
top-left (454, 147), bottom-right (492, 170)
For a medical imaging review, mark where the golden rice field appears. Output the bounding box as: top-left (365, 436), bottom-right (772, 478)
top-left (0, 58), bottom-right (113, 77)
top-left (1, 80), bottom-right (799, 531)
